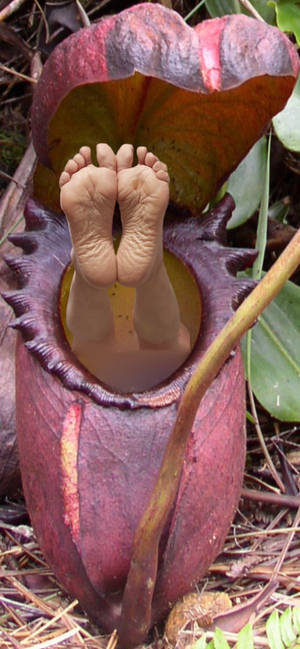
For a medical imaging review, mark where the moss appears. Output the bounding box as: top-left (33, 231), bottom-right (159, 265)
top-left (0, 129), bottom-right (26, 179)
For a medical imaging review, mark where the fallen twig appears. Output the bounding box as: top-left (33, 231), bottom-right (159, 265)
top-left (247, 382), bottom-right (285, 492)
top-left (0, 0), bottom-right (27, 22)
top-left (0, 63), bottom-right (37, 84)
top-left (241, 487), bottom-right (300, 509)
top-left (0, 169), bottom-right (26, 189)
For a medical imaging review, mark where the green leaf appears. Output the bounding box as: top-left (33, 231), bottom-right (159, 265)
top-left (266, 610), bottom-right (285, 649)
top-left (213, 628), bottom-right (230, 649)
top-left (205, 0), bottom-right (241, 17)
top-left (242, 278), bottom-right (300, 421)
top-left (236, 623), bottom-right (254, 649)
top-left (206, 0), bottom-right (275, 21)
top-left (273, 75), bottom-right (300, 152)
top-left (226, 137), bottom-right (267, 229)
top-left (270, 0), bottom-right (300, 44)
top-left (280, 607), bottom-right (297, 646)
top-left (248, 0), bottom-right (276, 21)
top-left (268, 199), bottom-right (289, 223)
top-left (293, 606), bottom-right (300, 634)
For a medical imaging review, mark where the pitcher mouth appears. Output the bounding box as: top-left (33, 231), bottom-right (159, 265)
top-left (4, 194), bottom-right (256, 410)
top-left (59, 240), bottom-right (202, 394)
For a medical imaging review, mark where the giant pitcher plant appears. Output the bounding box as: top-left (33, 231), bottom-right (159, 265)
top-left (3, 4), bottom-right (299, 647)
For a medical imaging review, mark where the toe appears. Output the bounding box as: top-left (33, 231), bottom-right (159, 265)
top-left (65, 158), bottom-right (79, 175)
top-left (117, 144), bottom-right (134, 171)
top-left (96, 143), bottom-right (116, 170)
top-left (153, 161), bottom-right (168, 173)
top-left (80, 146), bottom-right (92, 165)
top-left (73, 153), bottom-right (86, 169)
top-left (59, 170), bottom-right (71, 187)
top-left (137, 146), bottom-right (147, 165)
top-left (145, 152), bottom-right (158, 168)
top-left (156, 169), bottom-right (170, 182)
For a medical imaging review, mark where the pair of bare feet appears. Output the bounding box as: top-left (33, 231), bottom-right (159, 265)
top-left (60, 143), bottom-right (169, 288)
top-left (60, 143), bottom-right (190, 391)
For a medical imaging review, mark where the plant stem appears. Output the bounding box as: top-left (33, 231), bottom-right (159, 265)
top-left (247, 132), bottom-right (282, 488)
top-left (252, 132), bottom-right (271, 280)
top-left (184, 0), bottom-right (206, 22)
top-left (238, 0), bottom-right (265, 21)
top-left (178, 227), bottom-right (300, 443)
top-left (119, 225), bottom-right (300, 647)
top-left (0, 214), bottom-right (24, 247)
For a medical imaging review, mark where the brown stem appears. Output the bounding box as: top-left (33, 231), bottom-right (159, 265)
top-left (241, 487), bottom-right (300, 509)
top-left (119, 227), bottom-right (300, 648)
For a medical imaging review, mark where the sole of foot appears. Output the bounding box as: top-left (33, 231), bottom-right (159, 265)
top-left (59, 143), bottom-right (117, 288)
top-left (116, 144), bottom-right (170, 287)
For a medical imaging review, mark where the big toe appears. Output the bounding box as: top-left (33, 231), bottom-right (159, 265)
top-left (96, 143), bottom-right (116, 170)
top-left (116, 144), bottom-right (134, 171)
